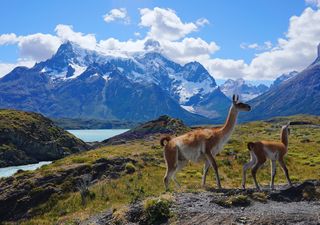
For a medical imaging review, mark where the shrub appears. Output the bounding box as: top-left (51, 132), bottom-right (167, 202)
top-left (125, 162), bottom-right (136, 174)
top-left (250, 192), bottom-right (268, 203)
top-left (77, 174), bottom-right (94, 206)
top-left (143, 197), bottom-right (172, 225)
top-left (227, 195), bottom-right (250, 207)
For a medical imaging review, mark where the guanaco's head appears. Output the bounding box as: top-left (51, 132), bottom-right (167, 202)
top-left (282, 122), bottom-right (291, 135)
top-left (232, 94), bottom-right (251, 112)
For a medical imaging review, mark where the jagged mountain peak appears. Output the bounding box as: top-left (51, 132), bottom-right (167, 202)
top-left (220, 78), bottom-right (268, 101)
top-left (183, 61), bottom-right (204, 71)
top-left (144, 39), bottom-right (162, 52)
top-left (181, 61), bottom-right (216, 85)
top-left (53, 41), bottom-right (98, 65)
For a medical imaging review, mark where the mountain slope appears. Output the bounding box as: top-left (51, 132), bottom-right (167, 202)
top-left (243, 44), bottom-right (320, 121)
top-left (0, 41), bottom-right (228, 125)
top-left (269, 71), bottom-right (298, 89)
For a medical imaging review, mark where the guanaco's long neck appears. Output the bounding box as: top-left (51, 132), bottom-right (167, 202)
top-left (220, 105), bottom-right (238, 136)
top-left (281, 128), bottom-right (288, 147)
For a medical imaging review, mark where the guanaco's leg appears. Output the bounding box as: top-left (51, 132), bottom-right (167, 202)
top-left (163, 145), bottom-right (177, 191)
top-left (242, 151), bottom-right (256, 189)
top-left (242, 160), bottom-right (255, 189)
top-left (270, 160), bottom-right (277, 190)
top-left (172, 160), bottom-right (187, 188)
top-left (201, 160), bottom-right (210, 187)
top-left (205, 152), bottom-right (221, 189)
top-left (251, 162), bottom-right (264, 190)
top-left (278, 158), bottom-right (292, 187)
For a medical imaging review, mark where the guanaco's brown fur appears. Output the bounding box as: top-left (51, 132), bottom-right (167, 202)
top-left (161, 95), bottom-right (251, 191)
top-left (242, 123), bottom-right (292, 190)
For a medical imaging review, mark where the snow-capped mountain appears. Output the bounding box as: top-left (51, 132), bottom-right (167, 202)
top-left (269, 71), bottom-right (298, 89)
top-left (0, 41), bottom-right (230, 124)
top-left (220, 78), bottom-right (268, 101)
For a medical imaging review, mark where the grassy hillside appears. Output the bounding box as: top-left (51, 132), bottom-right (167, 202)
top-left (2, 115), bottom-right (320, 224)
top-left (0, 109), bottom-right (88, 167)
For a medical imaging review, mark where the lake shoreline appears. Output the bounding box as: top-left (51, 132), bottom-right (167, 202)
top-left (0, 161), bottom-right (52, 178)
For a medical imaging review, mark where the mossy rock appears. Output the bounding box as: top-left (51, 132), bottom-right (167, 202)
top-left (216, 195), bottom-right (251, 208)
top-left (143, 197), bottom-right (172, 225)
top-left (125, 162), bottom-right (136, 174)
top-left (250, 192), bottom-right (268, 203)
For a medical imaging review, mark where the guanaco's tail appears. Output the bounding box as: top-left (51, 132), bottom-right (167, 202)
top-left (160, 136), bottom-right (171, 147)
top-left (247, 142), bottom-right (255, 151)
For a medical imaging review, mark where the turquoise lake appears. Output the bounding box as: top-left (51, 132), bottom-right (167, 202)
top-left (67, 129), bottom-right (129, 142)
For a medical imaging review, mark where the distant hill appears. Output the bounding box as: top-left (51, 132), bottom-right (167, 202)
top-left (0, 109), bottom-right (88, 167)
top-left (243, 44), bottom-right (320, 121)
top-left (102, 115), bottom-right (191, 145)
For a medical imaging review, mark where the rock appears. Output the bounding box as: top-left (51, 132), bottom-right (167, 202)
top-left (80, 210), bottom-right (113, 225)
top-left (270, 180), bottom-right (320, 201)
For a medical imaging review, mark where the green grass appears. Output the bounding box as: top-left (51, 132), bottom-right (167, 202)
top-left (9, 115), bottom-right (320, 224)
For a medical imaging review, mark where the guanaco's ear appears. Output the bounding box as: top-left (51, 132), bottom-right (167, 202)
top-left (287, 121), bottom-right (291, 126)
top-left (236, 95), bottom-right (240, 102)
top-left (232, 94), bottom-right (236, 102)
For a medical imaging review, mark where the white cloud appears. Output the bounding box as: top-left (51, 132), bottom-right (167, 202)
top-left (240, 41), bottom-right (272, 50)
top-left (18, 33), bottom-right (61, 61)
top-left (245, 7), bottom-right (320, 79)
top-left (0, 33), bottom-right (19, 45)
top-left (206, 58), bottom-right (248, 79)
top-left (0, 32), bottom-right (61, 61)
top-left (103, 8), bottom-right (129, 24)
top-left (98, 38), bottom-right (145, 54)
top-left (196, 18), bottom-right (210, 27)
top-left (305, 0), bottom-right (320, 7)
top-left (162, 37), bottom-right (219, 63)
top-left (139, 7), bottom-right (198, 41)
top-left (55, 24), bottom-right (96, 50)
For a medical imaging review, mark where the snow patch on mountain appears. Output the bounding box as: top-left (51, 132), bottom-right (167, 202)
top-left (220, 78), bottom-right (268, 101)
top-left (270, 71), bottom-right (298, 89)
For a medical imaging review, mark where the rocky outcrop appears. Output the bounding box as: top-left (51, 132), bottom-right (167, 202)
top-left (102, 115), bottom-right (191, 145)
top-left (82, 180), bottom-right (320, 225)
top-left (0, 157), bottom-right (136, 221)
top-left (0, 109), bottom-right (89, 167)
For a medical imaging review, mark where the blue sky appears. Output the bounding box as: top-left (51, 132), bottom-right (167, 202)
top-left (1, 0), bottom-right (320, 84)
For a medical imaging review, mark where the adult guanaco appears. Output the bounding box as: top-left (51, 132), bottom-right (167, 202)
top-left (241, 123), bottom-right (293, 190)
top-left (160, 95), bottom-right (251, 190)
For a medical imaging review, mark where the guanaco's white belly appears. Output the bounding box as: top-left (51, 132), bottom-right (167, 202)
top-left (176, 141), bottom-right (206, 162)
top-left (263, 147), bottom-right (279, 160)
